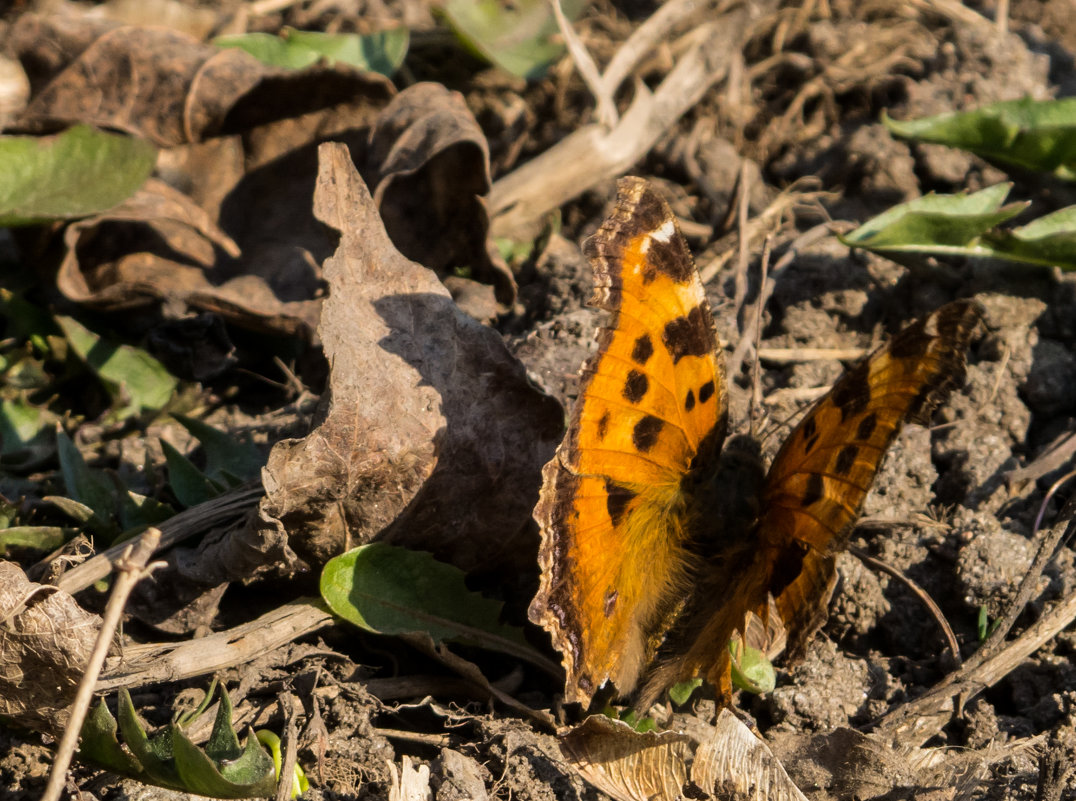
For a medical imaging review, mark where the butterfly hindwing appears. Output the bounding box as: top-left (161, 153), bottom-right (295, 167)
top-left (757, 299), bottom-right (984, 655)
top-left (529, 177), bottom-right (728, 706)
top-left (640, 300), bottom-right (984, 706)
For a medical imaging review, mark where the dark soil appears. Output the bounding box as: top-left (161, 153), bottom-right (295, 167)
top-left (3, 1), bottom-right (1076, 800)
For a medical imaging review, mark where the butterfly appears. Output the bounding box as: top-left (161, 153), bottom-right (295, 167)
top-left (528, 176), bottom-right (984, 708)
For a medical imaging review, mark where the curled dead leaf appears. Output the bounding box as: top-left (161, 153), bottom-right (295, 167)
top-left (368, 82), bottom-right (516, 306)
top-left (10, 14), bottom-right (394, 147)
top-left (0, 560), bottom-right (101, 734)
top-left (257, 143), bottom-right (561, 574)
top-left (559, 712), bottom-right (807, 801)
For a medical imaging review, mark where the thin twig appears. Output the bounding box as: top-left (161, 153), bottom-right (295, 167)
top-left (374, 727), bottom-right (454, 747)
top-left (275, 694), bottom-right (299, 801)
top-left (97, 598), bottom-right (335, 691)
top-left (850, 545), bottom-right (961, 668)
top-left (57, 484), bottom-right (263, 595)
top-left (749, 235), bottom-right (773, 433)
top-left (550, 0), bottom-right (618, 128)
top-left (732, 163), bottom-right (752, 317)
top-left (42, 528), bottom-right (164, 801)
top-left (996, 0), bottom-right (1010, 36)
top-left (756, 346), bottom-right (868, 364)
top-left (1004, 433), bottom-right (1076, 492)
top-left (600, 0), bottom-right (723, 97)
top-left (874, 510), bottom-right (1076, 745)
top-left (873, 578), bottom-right (1076, 746)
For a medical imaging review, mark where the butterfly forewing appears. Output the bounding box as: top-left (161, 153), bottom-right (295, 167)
top-left (529, 177), bottom-right (728, 706)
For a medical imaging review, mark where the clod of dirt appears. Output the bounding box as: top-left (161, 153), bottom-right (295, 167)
top-left (954, 508), bottom-right (1036, 613)
top-left (766, 639), bottom-right (873, 732)
top-left (1024, 339), bottom-right (1076, 417)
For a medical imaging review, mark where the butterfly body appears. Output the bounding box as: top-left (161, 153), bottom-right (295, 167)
top-left (529, 176), bottom-right (984, 709)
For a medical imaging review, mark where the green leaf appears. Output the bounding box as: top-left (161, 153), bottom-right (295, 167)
top-left (117, 689), bottom-right (183, 790)
top-left (162, 439), bottom-right (222, 508)
top-left (56, 316), bottom-right (177, 415)
top-left (442, 0), bottom-right (588, 79)
top-left (0, 397), bottom-right (56, 468)
top-left (173, 414), bottom-right (263, 484)
top-left (214, 27), bottom-right (408, 76)
top-left (172, 688), bottom-right (277, 797)
top-left (0, 289), bottom-right (59, 352)
top-left (0, 526), bottom-right (67, 554)
top-left (729, 639), bottom-right (776, 695)
top-left (55, 429), bottom-right (115, 520)
top-left (321, 543), bottom-right (529, 654)
top-left (839, 184), bottom-right (1027, 255)
top-left (256, 730), bottom-right (309, 799)
top-left (79, 698), bottom-right (147, 778)
top-left (667, 678), bottom-right (703, 707)
top-left (982, 205), bottom-right (1076, 268)
top-left (841, 185), bottom-right (1076, 270)
top-left (117, 488), bottom-right (174, 533)
top-left (0, 125), bottom-right (156, 226)
top-left (883, 97), bottom-right (1076, 179)
top-left (80, 686), bottom-right (278, 798)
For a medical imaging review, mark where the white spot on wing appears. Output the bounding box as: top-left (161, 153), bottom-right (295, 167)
top-left (650, 219), bottom-right (676, 243)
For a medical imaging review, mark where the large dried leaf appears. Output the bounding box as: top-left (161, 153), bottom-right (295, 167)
top-left (258, 143), bottom-right (561, 573)
top-left (10, 14), bottom-right (393, 147)
top-left (0, 560), bottom-right (100, 733)
top-left (559, 713), bottom-right (807, 801)
top-left (56, 177), bottom-right (322, 335)
top-left (367, 82), bottom-right (516, 306)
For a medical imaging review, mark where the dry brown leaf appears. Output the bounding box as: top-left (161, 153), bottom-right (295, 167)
top-left (257, 143), bottom-right (561, 573)
top-left (10, 14), bottom-right (394, 146)
top-left (0, 560), bottom-right (100, 734)
top-left (559, 712), bottom-right (807, 801)
top-left (367, 82), bottom-right (516, 307)
top-left (55, 178), bottom-right (322, 336)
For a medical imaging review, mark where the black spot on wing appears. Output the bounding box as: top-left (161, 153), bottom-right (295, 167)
top-left (632, 415), bottom-right (664, 452)
top-left (623, 369), bottom-right (649, 403)
top-left (831, 362), bottom-right (871, 422)
top-left (769, 541), bottom-right (808, 598)
top-left (663, 306), bottom-right (714, 364)
top-left (631, 334), bottom-right (654, 365)
top-left (856, 412), bottom-right (877, 441)
top-left (684, 389), bottom-right (695, 411)
top-left (698, 380), bottom-right (715, 404)
top-left (604, 479), bottom-right (637, 527)
top-left (802, 473), bottom-right (825, 507)
top-left (597, 411), bottom-right (610, 441)
top-left (835, 444), bottom-right (858, 475)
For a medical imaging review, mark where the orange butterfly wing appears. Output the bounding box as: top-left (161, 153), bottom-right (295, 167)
top-left (642, 300), bottom-right (984, 705)
top-left (759, 299), bottom-right (985, 656)
top-left (528, 177), bottom-right (728, 706)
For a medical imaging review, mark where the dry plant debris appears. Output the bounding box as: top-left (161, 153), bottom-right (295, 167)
top-left (1, 1), bottom-right (1076, 800)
